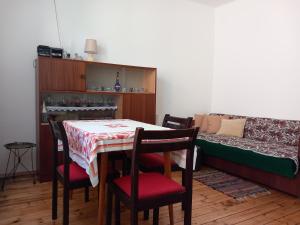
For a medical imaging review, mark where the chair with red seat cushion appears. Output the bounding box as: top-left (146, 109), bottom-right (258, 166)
top-left (57, 162), bottom-right (90, 183)
top-left (108, 151), bottom-right (128, 176)
top-left (138, 153), bottom-right (178, 172)
top-left (48, 119), bottom-right (92, 225)
top-left (106, 127), bottom-right (199, 225)
top-left (114, 172), bottom-right (185, 199)
top-left (138, 114), bottom-right (192, 174)
top-left (137, 114), bottom-right (193, 219)
top-left (48, 119), bottom-right (118, 225)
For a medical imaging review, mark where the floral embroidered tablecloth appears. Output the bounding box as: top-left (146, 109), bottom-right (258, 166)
top-left (63, 119), bottom-right (172, 186)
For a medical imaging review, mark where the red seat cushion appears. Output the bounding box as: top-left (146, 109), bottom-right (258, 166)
top-left (113, 172), bottom-right (185, 200)
top-left (139, 153), bottom-right (176, 168)
top-left (57, 162), bottom-right (90, 182)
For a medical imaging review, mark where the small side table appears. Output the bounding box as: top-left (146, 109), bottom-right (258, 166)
top-left (1, 142), bottom-right (36, 191)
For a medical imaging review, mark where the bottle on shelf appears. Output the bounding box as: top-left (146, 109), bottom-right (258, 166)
top-left (42, 101), bottom-right (47, 123)
top-left (114, 72), bottom-right (121, 92)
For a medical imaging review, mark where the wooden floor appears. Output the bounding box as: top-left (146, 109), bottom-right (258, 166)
top-left (1, 172), bottom-right (300, 225)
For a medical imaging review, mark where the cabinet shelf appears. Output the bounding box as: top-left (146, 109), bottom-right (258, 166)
top-left (46, 106), bottom-right (117, 112)
top-left (40, 90), bottom-right (155, 95)
top-left (86, 90), bottom-right (155, 95)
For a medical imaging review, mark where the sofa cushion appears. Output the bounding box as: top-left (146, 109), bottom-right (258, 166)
top-left (194, 114), bottom-right (206, 128)
top-left (200, 116), bottom-right (209, 133)
top-left (206, 115), bottom-right (229, 134)
top-left (217, 119), bottom-right (246, 138)
top-left (197, 133), bottom-right (299, 177)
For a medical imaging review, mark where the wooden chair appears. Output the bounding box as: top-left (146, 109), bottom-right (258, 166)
top-left (48, 119), bottom-right (118, 225)
top-left (109, 151), bottom-right (128, 176)
top-left (137, 114), bottom-right (193, 218)
top-left (106, 127), bottom-right (199, 225)
top-left (138, 114), bottom-right (193, 173)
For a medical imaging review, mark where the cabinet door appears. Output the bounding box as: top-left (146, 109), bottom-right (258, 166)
top-left (123, 94), bottom-right (156, 124)
top-left (122, 94), bottom-right (132, 119)
top-left (63, 60), bottom-right (86, 91)
top-left (38, 57), bottom-right (52, 91)
top-left (38, 124), bottom-right (63, 182)
top-left (38, 57), bottom-right (86, 91)
top-left (144, 94), bottom-right (156, 124)
top-left (37, 125), bottom-right (53, 182)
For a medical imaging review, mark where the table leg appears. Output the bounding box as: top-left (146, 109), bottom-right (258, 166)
top-left (98, 153), bottom-right (108, 225)
top-left (164, 152), bottom-right (174, 225)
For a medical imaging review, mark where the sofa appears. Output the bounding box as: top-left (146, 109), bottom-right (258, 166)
top-left (195, 114), bottom-right (300, 197)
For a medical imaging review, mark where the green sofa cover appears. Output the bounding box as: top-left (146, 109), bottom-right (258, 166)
top-left (196, 139), bottom-right (297, 178)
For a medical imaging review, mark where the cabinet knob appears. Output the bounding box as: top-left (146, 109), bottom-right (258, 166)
top-left (80, 74), bottom-right (86, 80)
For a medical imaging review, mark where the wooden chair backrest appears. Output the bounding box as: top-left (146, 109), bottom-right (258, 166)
top-left (162, 114), bottom-right (193, 129)
top-left (48, 118), bottom-right (71, 184)
top-left (130, 127), bottom-right (199, 203)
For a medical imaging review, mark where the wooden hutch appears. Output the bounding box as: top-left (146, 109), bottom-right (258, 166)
top-left (36, 56), bottom-right (157, 182)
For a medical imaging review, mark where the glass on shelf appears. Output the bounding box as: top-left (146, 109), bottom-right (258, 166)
top-left (96, 96), bottom-right (103, 106)
top-left (42, 93), bottom-right (118, 111)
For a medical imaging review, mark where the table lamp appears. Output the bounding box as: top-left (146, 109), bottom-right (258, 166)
top-left (84, 39), bottom-right (97, 61)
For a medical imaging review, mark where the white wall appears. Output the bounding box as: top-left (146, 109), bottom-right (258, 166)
top-left (211, 0), bottom-right (300, 120)
top-left (0, 1), bottom-right (60, 174)
top-left (55, 0), bottom-right (215, 122)
top-left (0, 0), bottom-right (214, 173)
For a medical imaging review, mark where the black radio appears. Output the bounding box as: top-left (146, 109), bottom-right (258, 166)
top-left (37, 45), bottom-right (51, 57)
top-left (37, 45), bottom-right (63, 58)
top-left (51, 48), bottom-right (63, 58)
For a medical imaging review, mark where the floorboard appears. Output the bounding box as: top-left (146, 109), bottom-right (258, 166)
top-left (1, 172), bottom-right (300, 225)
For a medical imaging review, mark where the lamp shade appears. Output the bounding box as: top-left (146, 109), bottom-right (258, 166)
top-left (84, 39), bottom-right (97, 54)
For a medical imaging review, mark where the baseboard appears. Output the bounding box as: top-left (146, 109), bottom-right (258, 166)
top-left (0, 171), bottom-right (36, 179)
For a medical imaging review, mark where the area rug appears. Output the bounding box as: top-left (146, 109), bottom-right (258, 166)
top-left (193, 167), bottom-right (270, 200)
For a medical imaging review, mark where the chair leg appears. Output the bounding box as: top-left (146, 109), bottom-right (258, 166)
top-left (69, 190), bottom-right (73, 200)
top-left (84, 187), bottom-right (89, 202)
top-left (115, 196), bottom-right (121, 225)
top-left (124, 157), bottom-right (131, 176)
top-left (112, 160), bottom-right (116, 171)
top-left (181, 169), bottom-right (186, 210)
top-left (52, 176), bottom-right (58, 220)
top-left (63, 186), bottom-right (70, 225)
top-left (106, 189), bottom-right (113, 225)
top-left (183, 201), bottom-right (192, 225)
top-left (122, 157), bottom-right (127, 176)
top-left (181, 169), bottom-right (185, 186)
top-left (131, 208), bottom-right (138, 225)
top-left (143, 210), bottom-right (149, 220)
top-left (153, 208), bottom-right (159, 225)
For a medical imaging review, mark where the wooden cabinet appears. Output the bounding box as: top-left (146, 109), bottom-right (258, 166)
top-left (37, 124), bottom-right (64, 182)
top-left (36, 57), bottom-right (156, 182)
top-left (37, 124), bottom-right (54, 182)
top-left (123, 94), bottom-right (156, 124)
top-left (38, 57), bottom-right (86, 91)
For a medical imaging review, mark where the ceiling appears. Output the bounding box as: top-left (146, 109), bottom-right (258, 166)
top-left (189, 0), bottom-right (236, 7)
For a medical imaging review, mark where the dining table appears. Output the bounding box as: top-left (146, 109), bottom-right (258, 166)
top-left (63, 119), bottom-right (180, 225)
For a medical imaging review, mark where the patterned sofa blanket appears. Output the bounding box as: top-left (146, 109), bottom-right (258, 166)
top-left (211, 114), bottom-right (300, 147)
top-left (198, 133), bottom-right (299, 174)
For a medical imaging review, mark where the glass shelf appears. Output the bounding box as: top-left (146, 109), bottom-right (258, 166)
top-left (46, 106), bottom-right (117, 112)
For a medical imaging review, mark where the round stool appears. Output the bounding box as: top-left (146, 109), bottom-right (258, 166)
top-left (1, 142), bottom-right (36, 191)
